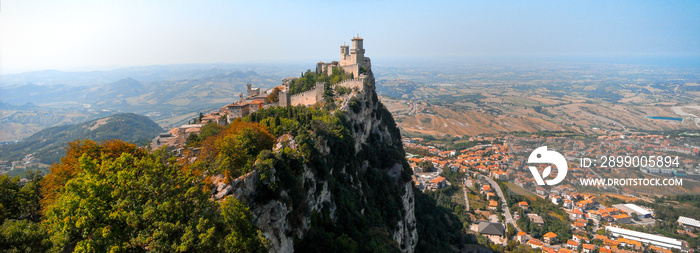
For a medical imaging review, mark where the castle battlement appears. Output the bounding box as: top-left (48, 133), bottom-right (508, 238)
top-left (336, 78), bottom-right (364, 90)
top-left (286, 81), bottom-right (325, 107)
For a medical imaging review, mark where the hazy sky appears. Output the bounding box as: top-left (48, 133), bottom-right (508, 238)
top-left (1, 0), bottom-right (699, 73)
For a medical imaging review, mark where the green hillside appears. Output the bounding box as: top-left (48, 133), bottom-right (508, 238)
top-left (0, 113), bottom-right (164, 170)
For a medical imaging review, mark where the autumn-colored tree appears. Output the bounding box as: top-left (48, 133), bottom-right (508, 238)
top-left (267, 87), bottom-right (281, 103)
top-left (41, 139), bottom-right (147, 207)
top-left (188, 120), bottom-right (275, 180)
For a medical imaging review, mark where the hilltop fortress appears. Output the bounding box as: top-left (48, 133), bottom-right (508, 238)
top-left (279, 36), bottom-right (369, 107)
top-left (152, 37), bottom-right (371, 151)
top-left (317, 36), bottom-right (371, 78)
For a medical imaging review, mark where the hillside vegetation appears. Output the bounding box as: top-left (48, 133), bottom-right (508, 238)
top-left (0, 113), bottom-right (164, 169)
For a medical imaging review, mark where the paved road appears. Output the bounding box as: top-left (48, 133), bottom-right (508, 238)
top-left (480, 175), bottom-right (521, 232)
top-left (462, 178), bottom-right (470, 211)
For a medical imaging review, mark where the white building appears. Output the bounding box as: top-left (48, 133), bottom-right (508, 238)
top-left (605, 226), bottom-right (683, 250)
top-left (613, 203), bottom-right (653, 218)
top-left (678, 216), bottom-right (700, 231)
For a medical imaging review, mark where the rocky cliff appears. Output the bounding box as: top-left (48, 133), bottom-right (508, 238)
top-left (212, 69), bottom-right (418, 252)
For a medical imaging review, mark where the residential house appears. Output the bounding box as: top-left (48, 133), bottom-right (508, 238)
top-left (527, 239), bottom-right (543, 249)
top-left (542, 247), bottom-right (558, 253)
top-left (486, 192), bottom-right (497, 200)
top-left (612, 214), bottom-right (632, 224)
top-left (551, 195), bottom-right (561, 205)
top-left (481, 184), bottom-right (492, 195)
top-left (489, 200), bottom-right (499, 211)
top-left (430, 176), bottom-right (448, 190)
top-left (573, 234), bottom-right (590, 244)
top-left (516, 231), bottom-right (528, 243)
top-left (566, 239), bottom-right (579, 249)
top-left (527, 213), bottom-right (544, 227)
top-left (542, 232), bottom-right (557, 244)
top-left (478, 221), bottom-right (505, 237)
top-left (518, 201), bottom-right (529, 211)
top-left (536, 186), bottom-right (547, 195)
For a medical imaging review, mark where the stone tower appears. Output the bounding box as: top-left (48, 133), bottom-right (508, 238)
top-left (350, 36), bottom-right (364, 62)
top-left (340, 44), bottom-right (350, 63)
top-left (318, 36), bottom-right (371, 77)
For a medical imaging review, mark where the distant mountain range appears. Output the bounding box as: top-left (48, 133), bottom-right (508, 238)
top-left (0, 63), bottom-right (305, 87)
top-left (0, 70), bottom-right (267, 106)
top-left (0, 65), bottom-right (303, 142)
top-left (0, 113), bottom-right (164, 167)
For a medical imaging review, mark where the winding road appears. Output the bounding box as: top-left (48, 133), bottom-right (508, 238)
top-left (462, 178), bottom-right (470, 212)
top-left (480, 175), bottom-right (521, 232)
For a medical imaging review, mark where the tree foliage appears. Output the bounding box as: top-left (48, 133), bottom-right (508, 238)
top-left (0, 172), bottom-right (49, 252)
top-left (41, 139), bottom-right (148, 207)
top-left (187, 120), bottom-right (275, 180)
top-left (40, 141), bottom-right (268, 252)
top-left (267, 87), bottom-right (281, 103)
top-left (288, 68), bottom-right (352, 96)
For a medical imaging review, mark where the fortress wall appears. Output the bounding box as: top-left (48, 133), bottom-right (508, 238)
top-left (341, 65), bottom-right (360, 77)
top-left (290, 88), bottom-right (320, 106)
top-left (337, 78), bottom-right (364, 90)
top-left (287, 78), bottom-right (362, 107)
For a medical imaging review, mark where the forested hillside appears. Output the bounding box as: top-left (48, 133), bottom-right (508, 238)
top-left (0, 113), bottom-right (164, 167)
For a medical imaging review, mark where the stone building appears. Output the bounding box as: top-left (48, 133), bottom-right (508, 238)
top-left (316, 36), bottom-right (371, 78)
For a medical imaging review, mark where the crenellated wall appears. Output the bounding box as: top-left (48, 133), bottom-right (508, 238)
top-left (289, 89), bottom-right (318, 106)
top-left (336, 78), bottom-right (364, 90)
top-left (288, 81), bottom-right (325, 106)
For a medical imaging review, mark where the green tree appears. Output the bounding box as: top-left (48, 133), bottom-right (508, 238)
top-left (42, 150), bottom-right (267, 252)
top-left (507, 223), bottom-right (516, 239)
top-left (218, 197), bottom-right (269, 252)
top-left (200, 122), bottom-right (224, 139)
top-left (0, 172), bottom-right (48, 253)
top-left (0, 219), bottom-right (49, 252)
top-left (419, 160), bottom-right (435, 172)
top-left (215, 126), bottom-right (275, 178)
top-left (186, 132), bottom-right (202, 147)
top-left (0, 172), bottom-right (42, 223)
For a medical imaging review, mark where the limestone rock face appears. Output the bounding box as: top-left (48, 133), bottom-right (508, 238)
top-left (212, 70), bottom-right (417, 253)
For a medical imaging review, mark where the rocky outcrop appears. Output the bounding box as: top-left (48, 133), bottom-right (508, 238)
top-left (343, 71), bottom-right (417, 251)
top-left (212, 70), bottom-right (417, 252)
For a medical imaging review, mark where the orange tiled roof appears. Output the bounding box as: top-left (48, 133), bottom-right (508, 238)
top-left (430, 176), bottom-right (446, 184)
top-left (543, 232), bottom-right (557, 238)
top-left (583, 243), bottom-right (596, 250)
top-left (603, 238), bottom-right (619, 246)
top-left (595, 234), bottom-right (608, 241)
top-left (528, 239), bottom-right (543, 246)
top-left (542, 247), bottom-right (557, 253)
top-left (612, 214), bottom-right (630, 219)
